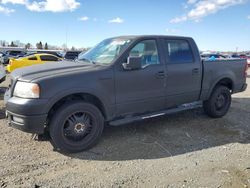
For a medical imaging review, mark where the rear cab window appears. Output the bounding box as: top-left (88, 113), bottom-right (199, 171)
top-left (164, 39), bottom-right (194, 64)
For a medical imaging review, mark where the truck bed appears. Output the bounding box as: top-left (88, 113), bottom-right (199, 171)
top-left (201, 58), bottom-right (247, 100)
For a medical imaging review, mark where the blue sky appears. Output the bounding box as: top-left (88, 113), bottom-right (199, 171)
top-left (0, 0), bottom-right (250, 51)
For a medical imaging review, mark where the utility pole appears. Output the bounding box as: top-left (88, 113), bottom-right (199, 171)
top-left (65, 26), bottom-right (68, 50)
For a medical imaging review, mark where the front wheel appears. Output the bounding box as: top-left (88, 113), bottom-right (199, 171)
top-left (49, 101), bottom-right (104, 153)
top-left (203, 86), bottom-right (231, 118)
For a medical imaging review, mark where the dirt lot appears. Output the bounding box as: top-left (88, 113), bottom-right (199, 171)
top-left (0, 72), bottom-right (249, 188)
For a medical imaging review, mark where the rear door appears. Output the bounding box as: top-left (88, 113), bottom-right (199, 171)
top-left (162, 38), bottom-right (202, 107)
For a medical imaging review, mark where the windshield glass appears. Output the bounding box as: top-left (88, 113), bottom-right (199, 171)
top-left (78, 38), bottom-right (132, 64)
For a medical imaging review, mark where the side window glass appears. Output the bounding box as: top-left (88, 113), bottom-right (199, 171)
top-left (40, 55), bottom-right (58, 61)
top-left (10, 51), bottom-right (20, 56)
top-left (165, 40), bottom-right (194, 64)
top-left (129, 40), bottom-right (159, 67)
top-left (40, 56), bottom-right (47, 61)
top-left (28, 56), bottom-right (37, 60)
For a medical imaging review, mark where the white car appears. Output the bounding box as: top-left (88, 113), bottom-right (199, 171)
top-left (0, 63), bottom-right (6, 83)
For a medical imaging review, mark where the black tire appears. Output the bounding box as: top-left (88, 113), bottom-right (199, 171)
top-left (203, 86), bottom-right (231, 118)
top-left (49, 101), bottom-right (104, 153)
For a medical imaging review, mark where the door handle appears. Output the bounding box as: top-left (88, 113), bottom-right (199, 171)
top-left (155, 71), bottom-right (166, 79)
top-left (192, 68), bottom-right (200, 75)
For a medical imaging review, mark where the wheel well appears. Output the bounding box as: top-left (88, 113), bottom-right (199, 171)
top-left (47, 93), bottom-right (107, 122)
top-left (215, 78), bottom-right (233, 91)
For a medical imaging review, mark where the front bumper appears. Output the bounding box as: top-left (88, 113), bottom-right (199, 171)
top-left (7, 111), bottom-right (47, 134)
top-left (5, 96), bottom-right (49, 134)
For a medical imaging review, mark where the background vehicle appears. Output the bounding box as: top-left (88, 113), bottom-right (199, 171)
top-left (0, 50), bottom-right (26, 65)
top-left (7, 53), bottom-right (62, 72)
top-left (64, 51), bottom-right (82, 60)
top-left (5, 35), bottom-right (247, 153)
top-left (231, 54), bottom-right (241, 58)
top-left (239, 54), bottom-right (247, 59)
top-left (0, 63), bottom-right (6, 83)
top-left (0, 51), bottom-right (5, 58)
top-left (35, 50), bottom-right (63, 58)
top-left (246, 55), bottom-right (250, 66)
top-left (201, 53), bottom-right (226, 59)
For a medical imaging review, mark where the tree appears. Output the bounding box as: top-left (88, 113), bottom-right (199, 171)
top-left (44, 42), bottom-right (48, 50)
top-left (9, 41), bottom-right (18, 47)
top-left (25, 43), bottom-right (31, 49)
top-left (71, 46), bottom-right (76, 51)
top-left (2, 41), bottom-right (5, 47)
top-left (36, 41), bottom-right (43, 49)
top-left (10, 41), bottom-right (16, 47)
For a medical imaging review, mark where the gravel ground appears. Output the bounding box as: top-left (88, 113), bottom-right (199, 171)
top-left (0, 72), bottom-right (249, 188)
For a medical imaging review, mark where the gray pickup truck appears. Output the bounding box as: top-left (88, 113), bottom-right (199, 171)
top-left (5, 35), bottom-right (248, 153)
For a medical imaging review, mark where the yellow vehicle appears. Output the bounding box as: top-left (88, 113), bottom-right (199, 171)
top-left (7, 53), bottom-right (62, 72)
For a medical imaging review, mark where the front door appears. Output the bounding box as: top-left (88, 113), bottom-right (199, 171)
top-left (115, 39), bottom-right (166, 116)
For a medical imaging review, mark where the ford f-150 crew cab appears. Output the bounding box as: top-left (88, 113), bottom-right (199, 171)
top-left (5, 36), bottom-right (248, 153)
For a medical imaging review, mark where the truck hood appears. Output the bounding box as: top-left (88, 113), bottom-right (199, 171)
top-left (11, 61), bottom-right (99, 82)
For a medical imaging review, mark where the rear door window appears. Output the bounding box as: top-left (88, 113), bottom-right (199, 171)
top-left (40, 55), bottom-right (59, 61)
top-left (28, 56), bottom-right (37, 60)
top-left (164, 40), bottom-right (194, 64)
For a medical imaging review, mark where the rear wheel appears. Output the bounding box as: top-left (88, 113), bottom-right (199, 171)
top-left (49, 101), bottom-right (104, 153)
top-left (203, 86), bottom-right (231, 118)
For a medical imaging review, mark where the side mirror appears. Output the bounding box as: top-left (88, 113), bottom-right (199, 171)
top-left (122, 56), bottom-right (142, 70)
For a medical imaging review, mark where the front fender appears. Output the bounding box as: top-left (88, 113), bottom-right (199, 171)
top-left (45, 87), bottom-right (114, 120)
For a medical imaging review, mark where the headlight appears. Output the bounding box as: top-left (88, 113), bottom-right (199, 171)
top-left (13, 81), bottom-right (40, 99)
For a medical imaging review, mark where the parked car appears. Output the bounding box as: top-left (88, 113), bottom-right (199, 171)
top-left (239, 54), bottom-right (247, 59)
top-left (0, 50), bottom-right (26, 65)
top-left (0, 51), bottom-right (5, 58)
top-left (5, 35), bottom-right (248, 153)
top-left (35, 50), bottom-right (63, 58)
top-left (201, 53), bottom-right (226, 59)
top-left (246, 55), bottom-right (250, 66)
top-left (64, 51), bottom-right (82, 60)
top-left (0, 63), bottom-right (6, 83)
top-left (6, 53), bottom-right (62, 72)
top-left (231, 54), bottom-right (241, 58)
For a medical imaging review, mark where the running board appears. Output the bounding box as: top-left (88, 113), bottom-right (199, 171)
top-left (109, 101), bottom-right (202, 126)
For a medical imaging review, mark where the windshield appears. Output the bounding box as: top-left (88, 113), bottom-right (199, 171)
top-left (77, 38), bottom-right (132, 64)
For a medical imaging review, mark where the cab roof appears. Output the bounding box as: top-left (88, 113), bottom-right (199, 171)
top-left (111, 35), bottom-right (193, 40)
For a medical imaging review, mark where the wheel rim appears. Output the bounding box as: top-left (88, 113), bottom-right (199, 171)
top-left (63, 111), bottom-right (93, 142)
top-left (215, 92), bottom-right (228, 111)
